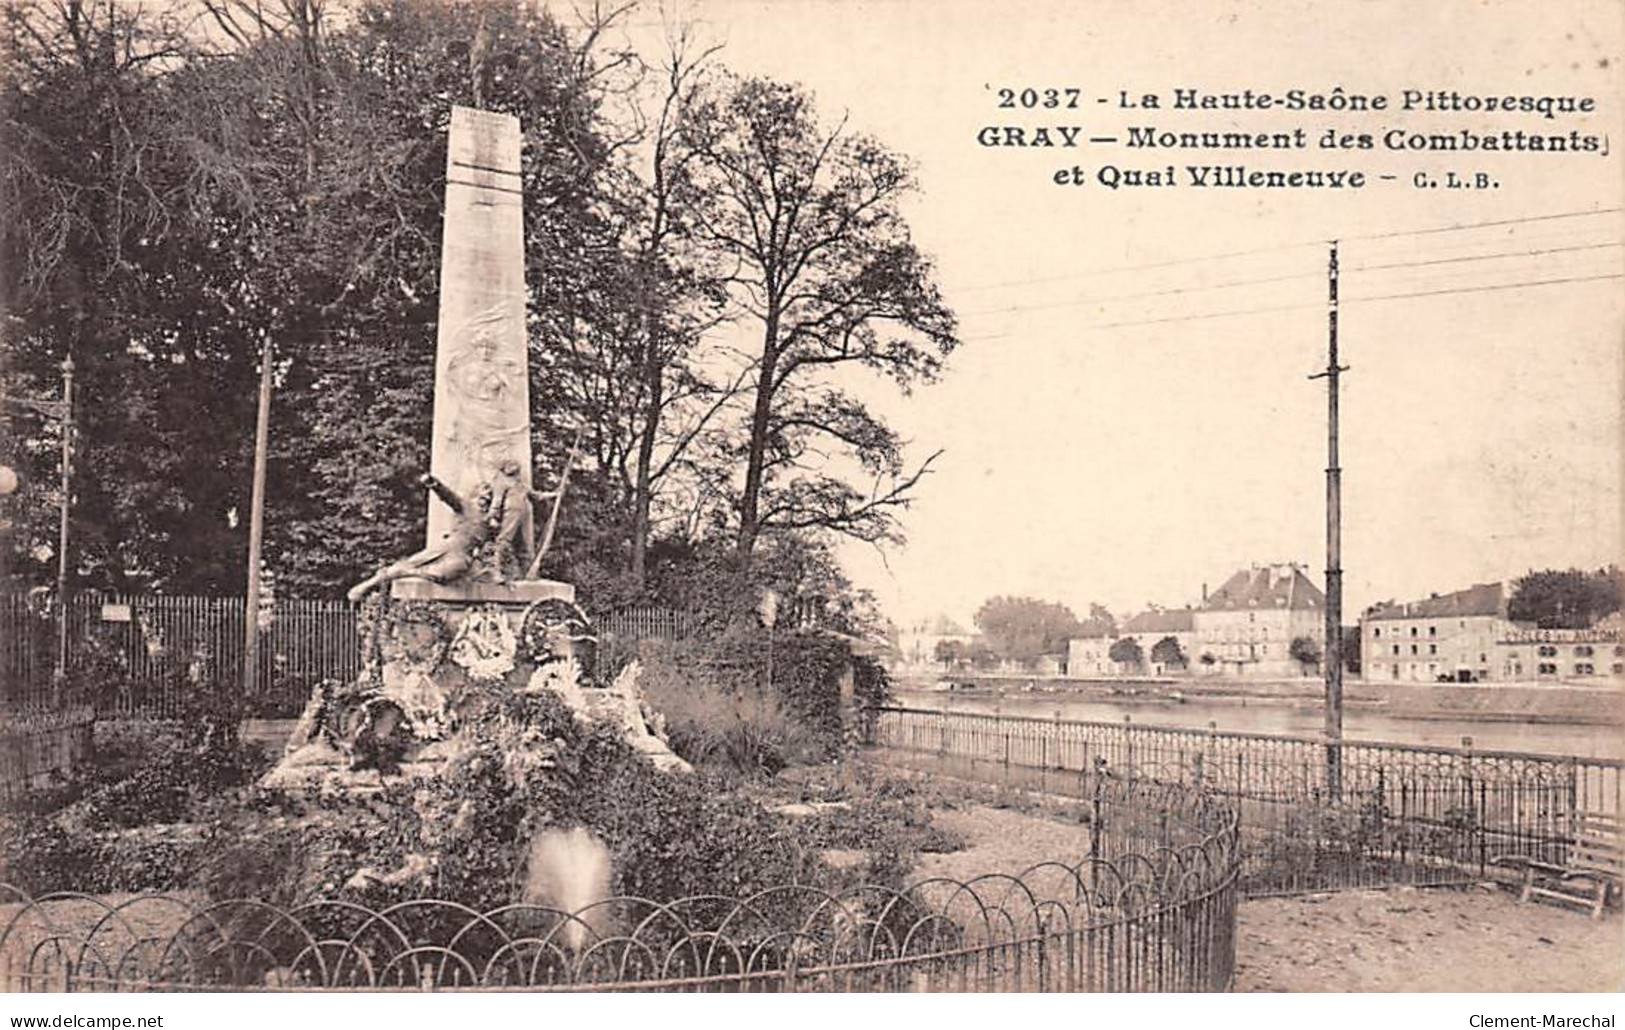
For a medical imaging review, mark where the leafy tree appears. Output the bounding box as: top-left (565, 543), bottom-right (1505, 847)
top-left (0, 0), bottom-right (208, 590)
top-left (679, 74), bottom-right (957, 562)
top-left (1341, 625), bottom-right (1361, 674)
top-left (931, 638), bottom-right (964, 669)
top-left (1149, 635), bottom-right (1186, 670)
top-left (1289, 636), bottom-right (1322, 675)
top-left (1509, 567), bottom-right (1622, 630)
top-left (1078, 602), bottom-right (1117, 639)
top-left (1, 0), bottom-right (648, 595)
top-left (974, 596), bottom-right (1082, 668)
top-left (1108, 637), bottom-right (1143, 671)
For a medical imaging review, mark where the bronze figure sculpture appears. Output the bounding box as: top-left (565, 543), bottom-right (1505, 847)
top-left (347, 473), bottom-right (493, 601)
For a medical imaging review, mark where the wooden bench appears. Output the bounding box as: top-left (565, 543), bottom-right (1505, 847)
top-left (1493, 812), bottom-right (1621, 919)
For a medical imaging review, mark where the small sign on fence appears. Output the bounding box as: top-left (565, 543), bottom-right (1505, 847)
top-left (100, 603), bottom-right (132, 623)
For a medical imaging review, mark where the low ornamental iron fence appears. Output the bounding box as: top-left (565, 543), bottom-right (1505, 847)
top-left (0, 777), bottom-right (1238, 993)
top-left (1, 594), bottom-right (693, 719)
top-left (864, 705), bottom-right (1622, 897)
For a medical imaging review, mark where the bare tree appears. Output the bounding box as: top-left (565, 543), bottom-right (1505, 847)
top-left (679, 74), bottom-right (958, 564)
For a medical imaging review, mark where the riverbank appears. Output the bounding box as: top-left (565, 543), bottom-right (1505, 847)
top-left (902, 674), bottom-right (1625, 727)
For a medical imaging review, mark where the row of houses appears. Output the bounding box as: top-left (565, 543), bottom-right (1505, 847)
top-left (901, 562), bottom-right (1623, 685)
top-left (1069, 563), bottom-right (1327, 679)
top-left (1361, 583), bottom-right (1622, 683)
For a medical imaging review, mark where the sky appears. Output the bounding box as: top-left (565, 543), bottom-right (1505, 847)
top-left (612, 0), bottom-right (1625, 629)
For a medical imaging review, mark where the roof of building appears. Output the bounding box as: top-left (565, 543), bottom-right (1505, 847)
top-left (1122, 608), bottom-right (1196, 633)
top-left (1202, 564), bottom-right (1324, 612)
top-left (1364, 582), bottom-right (1505, 622)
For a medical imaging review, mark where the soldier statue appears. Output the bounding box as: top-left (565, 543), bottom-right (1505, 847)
top-left (347, 473), bottom-right (493, 602)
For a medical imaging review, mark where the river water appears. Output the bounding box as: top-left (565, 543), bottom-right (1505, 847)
top-left (892, 687), bottom-right (1624, 760)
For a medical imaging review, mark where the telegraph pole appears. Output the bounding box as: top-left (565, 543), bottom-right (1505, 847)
top-left (54, 354), bottom-right (75, 697)
top-left (1309, 241), bottom-right (1347, 799)
top-left (242, 336), bottom-right (273, 696)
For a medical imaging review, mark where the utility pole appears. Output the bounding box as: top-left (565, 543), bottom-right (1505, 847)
top-left (243, 336), bottom-right (273, 696)
top-left (1309, 241), bottom-right (1348, 799)
top-left (53, 354), bottom-right (75, 699)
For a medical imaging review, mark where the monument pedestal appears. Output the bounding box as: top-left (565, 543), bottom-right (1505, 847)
top-left (260, 578), bottom-right (689, 792)
top-left (388, 579), bottom-right (575, 604)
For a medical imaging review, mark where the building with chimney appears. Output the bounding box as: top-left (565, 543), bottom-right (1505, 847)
top-left (1360, 582), bottom-right (1518, 683)
top-left (1192, 563), bottom-right (1326, 678)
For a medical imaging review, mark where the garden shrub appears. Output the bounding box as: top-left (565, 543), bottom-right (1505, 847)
top-left (0, 815), bottom-right (100, 895)
top-left (633, 628), bottom-right (891, 773)
top-left (196, 688), bottom-right (839, 914)
top-left (77, 734), bottom-right (268, 829)
top-left (0, 815), bottom-right (207, 895)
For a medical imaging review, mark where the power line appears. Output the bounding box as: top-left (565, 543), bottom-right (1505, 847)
top-left (1346, 271), bottom-right (1624, 305)
top-left (1339, 207), bottom-right (1623, 244)
top-left (952, 241), bottom-right (1322, 295)
top-left (1048, 267), bottom-right (1622, 335)
top-left (946, 208), bottom-right (1623, 298)
top-left (958, 241), bottom-right (1620, 322)
top-left (1346, 240), bottom-right (1621, 274)
top-left (1069, 299), bottom-right (1322, 333)
top-left (956, 267), bottom-right (1321, 319)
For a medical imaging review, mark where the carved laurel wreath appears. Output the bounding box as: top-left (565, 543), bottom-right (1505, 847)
top-left (449, 605), bottom-right (519, 682)
top-left (380, 601), bottom-right (452, 675)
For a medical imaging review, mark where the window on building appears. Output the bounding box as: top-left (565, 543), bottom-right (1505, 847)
top-left (1538, 645), bottom-right (1557, 658)
top-left (1392, 645), bottom-right (1399, 655)
top-left (1538, 663), bottom-right (1557, 675)
top-left (1410, 627), bottom-right (1418, 637)
top-left (1429, 644), bottom-right (1437, 655)
top-left (1410, 644), bottom-right (1418, 655)
top-left (1429, 626), bottom-right (1436, 637)
top-left (1613, 663), bottom-right (1623, 675)
top-left (1615, 645), bottom-right (1623, 658)
top-left (1575, 645), bottom-right (1594, 657)
top-left (1374, 627), bottom-right (1382, 638)
top-left (1577, 663), bottom-right (1595, 675)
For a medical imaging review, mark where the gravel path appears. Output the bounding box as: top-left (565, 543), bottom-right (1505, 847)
top-left (911, 805), bottom-right (1094, 884)
top-left (1235, 886), bottom-right (1624, 993)
top-left (907, 796), bottom-right (1623, 993)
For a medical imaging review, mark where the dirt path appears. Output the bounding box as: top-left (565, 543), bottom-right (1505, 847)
top-left (1235, 886), bottom-right (1624, 992)
top-left (906, 795), bottom-right (1623, 993)
top-left (910, 805), bottom-right (1094, 884)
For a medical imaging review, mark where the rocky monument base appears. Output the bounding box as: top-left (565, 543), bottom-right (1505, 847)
top-left (261, 578), bottom-right (689, 793)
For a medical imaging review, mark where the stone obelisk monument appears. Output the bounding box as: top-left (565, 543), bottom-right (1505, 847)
top-left (391, 105), bottom-right (571, 604)
top-left (425, 107), bottom-right (532, 558)
top-left (263, 106), bottom-right (687, 790)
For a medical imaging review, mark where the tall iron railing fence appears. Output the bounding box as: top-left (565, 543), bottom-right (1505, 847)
top-left (0, 776), bottom-right (1239, 992)
top-left (864, 705), bottom-right (1622, 898)
top-left (1, 593), bottom-right (695, 718)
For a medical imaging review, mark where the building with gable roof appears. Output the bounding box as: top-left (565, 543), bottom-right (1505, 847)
top-left (1066, 624), bottom-right (1114, 677)
top-left (1360, 581), bottom-right (1519, 683)
top-left (1117, 607), bottom-right (1198, 674)
top-left (1191, 563), bottom-right (1326, 677)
